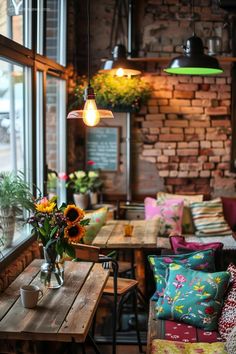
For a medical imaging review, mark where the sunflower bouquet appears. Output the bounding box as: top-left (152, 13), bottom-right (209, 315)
top-left (27, 196), bottom-right (89, 259)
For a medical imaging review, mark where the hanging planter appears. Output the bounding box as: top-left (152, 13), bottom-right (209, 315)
top-left (70, 74), bottom-right (152, 114)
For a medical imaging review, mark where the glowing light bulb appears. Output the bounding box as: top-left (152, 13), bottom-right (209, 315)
top-left (116, 67), bottom-right (124, 77)
top-left (82, 99), bottom-right (100, 126)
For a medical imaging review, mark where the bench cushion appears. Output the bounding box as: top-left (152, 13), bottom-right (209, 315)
top-left (150, 339), bottom-right (227, 354)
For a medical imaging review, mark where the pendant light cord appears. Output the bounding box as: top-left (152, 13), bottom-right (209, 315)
top-left (87, 0), bottom-right (91, 86)
top-left (192, 0), bottom-right (195, 35)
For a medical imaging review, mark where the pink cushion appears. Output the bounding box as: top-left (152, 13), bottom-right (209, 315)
top-left (144, 197), bottom-right (184, 236)
top-left (170, 236), bottom-right (224, 254)
top-left (221, 197), bottom-right (236, 230)
top-left (218, 263), bottom-right (236, 341)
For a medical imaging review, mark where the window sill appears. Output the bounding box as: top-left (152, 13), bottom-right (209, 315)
top-left (0, 233), bottom-right (37, 270)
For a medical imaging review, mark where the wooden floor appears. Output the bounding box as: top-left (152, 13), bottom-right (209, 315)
top-left (86, 344), bottom-right (147, 353)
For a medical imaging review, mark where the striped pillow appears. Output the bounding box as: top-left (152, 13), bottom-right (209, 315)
top-left (190, 198), bottom-right (232, 237)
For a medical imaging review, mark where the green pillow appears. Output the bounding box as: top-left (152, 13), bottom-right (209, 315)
top-left (83, 207), bottom-right (108, 245)
top-left (148, 250), bottom-right (215, 301)
top-left (156, 264), bottom-right (230, 331)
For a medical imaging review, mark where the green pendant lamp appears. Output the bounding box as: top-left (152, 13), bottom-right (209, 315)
top-left (164, 0), bottom-right (223, 76)
top-left (164, 34), bottom-right (223, 76)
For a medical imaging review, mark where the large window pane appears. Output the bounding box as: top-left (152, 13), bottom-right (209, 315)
top-left (0, 0), bottom-right (31, 48)
top-left (0, 59), bottom-right (24, 172)
top-left (39, 0), bottom-right (66, 65)
top-left (46, 75), bottom-right (66, 204)
top-left (0, 58), bottom-right (32, 251)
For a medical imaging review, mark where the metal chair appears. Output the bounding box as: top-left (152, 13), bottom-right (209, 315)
top-left (74, 244), bottom-right (143, 354)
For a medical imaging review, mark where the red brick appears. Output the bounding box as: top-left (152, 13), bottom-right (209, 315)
top-left (169, 99), bottom-right (191, 106)
top-left (189, 120), bottom-right (210, 128)
top-left (177, 149), bottom-right (199, 156)
top-left (170, 128), bottom-right (184, 134)
top-left (148, 99), bottom-right (157, 106)
top-left (220, 100), bottom-right (231, 107)
top-left (212, 141), bottom-right (224, 148)
top-left (195, 91), bottom-right (217, 99)
top-left (160, 106), bottom-right (180, 113)
top-left (218, 92), bottom-right (231, 99)
top-left (143, 121), bottom-right (163, 128)
top-left (149, 128), bottom-right (160, 134)
top-left (192, 77), bottom-right (203, 84)
top-left (200, 148), bottom-right (214, 156)
top-left (179, 163), bottom-right (202, 171)
top-left (180, 106), bottom-right (204, 114)
top-left (200, 171), bottom-right (211, 177)
top-left (203, 162), bottom-right (215, 170)
top-left (161, 127), bottom-right (171, 134)
top-left (165, 120), bottom-right (189, 127)
top-left (140, 156), bottom-right (156, 163)
top-left (200, 84), bottom-right (210, 91)
top-left (204, 77), bottom-right (215, 84)
top-left (211, 119), bottom-right (231, 127)
top-left (155, 142), bottom-right (176, 149)
top-left (163, 149), bottom-right (176, 156)
top-left (213, 148), bottom-right (227, 156)
top-left (205, 106), bottom-right (229, 115)
top-left (157, 99), bottom-right (169, 106)
top-left (209, 156), bottom-right (220, 162)
top-left (218, 162), bottom-right (230, 170)
top-left (166, 178), bottom-right (189, 185)
top-left (170, 171), bottom-right (178, 177)
top-left (159, 170), bottom-right (169, 177)
top-left (148, 106), bottom-right (159, 113)
top-left (157, 156), bottom-right (169, 163)
top-left (216, 78), bottom-right (226, 84)
top-left (210, 84), bottom-right (231, 92)
top-left (175, 84), bottom-right (199, 91)
top-left (174, 91), bottom-right (195, 99)
top-left (159, 134), bottom-right (184, 142)
top-left (153, 90), bottom-right (172, 99)
top-left (200, 141), bottom-right (211, 148)
top-left (206, 133), bottom-right (227, 141)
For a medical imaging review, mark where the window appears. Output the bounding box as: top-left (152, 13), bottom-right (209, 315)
top-left (0, 1), bottom-right (68, 255)
top-left (0, 0), bottom-right (31, 48)
top-left (0, 59), bottom-right (26, 172)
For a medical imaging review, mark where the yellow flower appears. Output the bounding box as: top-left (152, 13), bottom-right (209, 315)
top-left (193, 282), bottom-right (205, 292)
top-left (64, 204), bottom-right (85, 225)
top-left (157, 306), bottom-right (164, 313)
top-left (169, 264), bottom-right (181, 270)
top-left (64, 224), bottom-right (85, 243)
top-left (193, 253), bottom-right (204, 259)
top-left (175, 305), bottom-right (184, 313)
top-left (35, 197), bottom-right (56, 213)
top-left (214, 277), bottom-right (221, 284)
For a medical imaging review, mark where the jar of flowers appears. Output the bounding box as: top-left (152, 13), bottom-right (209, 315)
top-left (27, 196), bottom-right (89, 288)
top-left (67, 171), bottom-right (90, 209)
top-left (87, 170), bottom-right (103, 206)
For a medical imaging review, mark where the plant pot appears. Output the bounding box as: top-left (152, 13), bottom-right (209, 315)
top-left (73, 193), bottom-right (89, 210)
top-left (89, 192), bottom-right (98, 206)
top-left (0, 208), bottom-right (15, 249)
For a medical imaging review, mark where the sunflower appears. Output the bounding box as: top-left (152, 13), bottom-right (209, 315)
top-left (64, 223), bottom-right (85, 243)
top-left (35, 197), bottom-right (56, 213)
top-left (64, 204), bottom-right (85, 225)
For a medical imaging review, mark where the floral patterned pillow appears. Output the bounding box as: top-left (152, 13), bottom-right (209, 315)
top-left (148, 250), bottom-right (215, 301)
top-left (156, 264), bottom-right (230, 331)
top-left (83, 207), bottom-right (108, 245)
top-left (144, 197), bottom-right (184, 236)
top-left (218, 263), bottom-right (236, 341)
top-left (151, 339), bottom-right (227, 354)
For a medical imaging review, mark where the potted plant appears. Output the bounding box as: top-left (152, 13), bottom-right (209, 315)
top-left (70, 73), bottom-right (152, 113)
top-left (0, 171), bottom-right (34, 249)
top-left (67, 170), bottom-right (90, 209)
top-left (87, 170), bottom-right (103, 206)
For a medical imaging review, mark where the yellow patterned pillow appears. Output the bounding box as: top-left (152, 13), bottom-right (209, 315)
top-left (157, 192), bottom-right (203, 234)
top-left (151, 339), bottom-right (227, 354)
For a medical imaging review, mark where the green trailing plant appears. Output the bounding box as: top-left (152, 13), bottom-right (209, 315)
top-left (71, 73), bottom-right (152, 112)
top-left (0, 171), bottom-right (34, 214)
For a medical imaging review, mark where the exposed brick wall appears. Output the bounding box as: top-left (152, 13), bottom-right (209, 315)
top-left (68, 0), bottom-right (236, 199)
top-left (0, 241), bottom-right (41, 292)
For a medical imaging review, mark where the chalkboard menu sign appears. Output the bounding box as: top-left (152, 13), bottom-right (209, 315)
top-left (86, 127), bottom-right (119, 171)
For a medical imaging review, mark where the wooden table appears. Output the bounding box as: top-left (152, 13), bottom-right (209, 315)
top-left (92, 219), bottom-right (160, 294)
top-left (0, 259), bottom-right (109, 353)
top-left (92, 219), bottom-right (160, 249)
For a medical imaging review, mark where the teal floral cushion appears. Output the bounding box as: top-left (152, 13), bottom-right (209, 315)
top-left (156, 264), bottom-right (230, 331)
top-left (148, 250), bottom-right (215, 301)
top-left (83, 207), bottom-right (108, 245)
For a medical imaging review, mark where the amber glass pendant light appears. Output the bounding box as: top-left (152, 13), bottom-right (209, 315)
top-left (67, 0), bottom-right (113, 126)
top-left (164, 0), bottom-right (223, 76)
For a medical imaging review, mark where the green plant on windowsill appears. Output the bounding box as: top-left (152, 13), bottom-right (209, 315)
top-left (70, 73), bottom-right (152, 113)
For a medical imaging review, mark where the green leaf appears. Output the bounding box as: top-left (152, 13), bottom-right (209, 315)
top-left (65, 243), bottom-right (76, 259)
top-left (80, 218), bottom-right (90, 226)
top-left (50, 225), bottom-right (59, 238)
top-left (39, 227), bottom-right (47, 237)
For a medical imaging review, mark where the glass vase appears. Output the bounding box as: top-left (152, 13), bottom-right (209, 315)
top-left (40, 246), bottom-right (64, 289)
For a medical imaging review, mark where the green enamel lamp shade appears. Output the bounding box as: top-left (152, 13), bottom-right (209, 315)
top-left (164, 35), bottom-right (223, 76)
